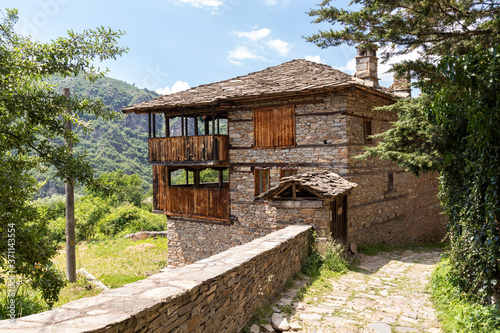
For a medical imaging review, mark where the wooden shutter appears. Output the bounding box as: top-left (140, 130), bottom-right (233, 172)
top-left (254, 169), bottom-right (270, 196)
top-left (253, 105), bottom-right (295, 148)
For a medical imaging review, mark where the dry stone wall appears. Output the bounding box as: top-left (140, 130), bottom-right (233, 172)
top-left (0, 225), bottom-right (311, 333)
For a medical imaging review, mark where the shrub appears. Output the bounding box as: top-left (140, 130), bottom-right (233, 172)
top-left (322, 238), bottom-right (348, 273)
top-left (302, 232), bottom-right (348, 277)
top-left (98, 204), bottom-right (166, 237)
top-left (75, 195), bottom-right (111, 241)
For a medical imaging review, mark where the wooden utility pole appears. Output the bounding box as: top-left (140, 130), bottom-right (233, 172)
top-left (64, 87), bottom-right (76, 283)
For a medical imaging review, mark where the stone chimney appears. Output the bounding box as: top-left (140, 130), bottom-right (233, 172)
top-left (354, 45), bottom-right (379, 88)
top-left (389, 73), bottom-right (412, 98)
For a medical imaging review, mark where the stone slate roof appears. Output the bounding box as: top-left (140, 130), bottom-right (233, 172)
top-left (123, 59), bottom-right (392, 113)
top-left (258, 170), bottom-right (358, 200)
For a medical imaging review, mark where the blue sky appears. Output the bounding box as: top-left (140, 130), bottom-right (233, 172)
top-left (2, 0), bottom-right (398, 94)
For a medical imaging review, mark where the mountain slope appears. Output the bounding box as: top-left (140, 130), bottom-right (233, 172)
top-left (38, 76), bottom-right (160, 197)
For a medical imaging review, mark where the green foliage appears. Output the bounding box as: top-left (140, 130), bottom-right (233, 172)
top-left (30, 263), bottom-right (67, 308)
top-left (306, 0), bottom-right (500, 79)
top-left (430, 258), bottom-right (500, 333)
top-left (39, 170), bottom-right (160, 243)
top-left (98, 204), bottom-right (167, 238)
top-left (75, 195), bottom-right (111, 241)
top-left (302, 230), bottom-right (323, 277)
top-left (307, 0), bottom-right (500, 301)
top-left (93, 170), bottom-right (145, 207)
top-left (359, 97), bottom-right (445, 175)
top-left (0, 283), bottom-right (49, 320)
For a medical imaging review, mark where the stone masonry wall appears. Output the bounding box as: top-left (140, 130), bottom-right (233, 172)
top-left (166, 220), bottom-right (270, 267)
top-left (229, 93), bottom-right (348, 230)
top-left (0, 225), bottom-right (311, 333)
top-left (346, 89), bottom-right (446, 244)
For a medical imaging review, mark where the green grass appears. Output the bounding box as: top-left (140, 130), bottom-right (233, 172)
top-left (52, 237), bottom-right (168, 305)
top-left (429, 257), bottom-right (500, 333)
top-left (357, 241), bottom-right (448, 256)
top-left (53, 276), bottom-right (102, 308)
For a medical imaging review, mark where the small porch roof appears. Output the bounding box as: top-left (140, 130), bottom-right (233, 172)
top-left (258, 170), bottom-right (358, 200)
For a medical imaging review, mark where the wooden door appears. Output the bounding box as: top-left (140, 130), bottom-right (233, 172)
top-left (330, 195), bottom-right (348, 245)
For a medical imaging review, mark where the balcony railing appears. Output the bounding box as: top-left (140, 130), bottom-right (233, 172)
top-left (148, 135), bottom-right (229, 164)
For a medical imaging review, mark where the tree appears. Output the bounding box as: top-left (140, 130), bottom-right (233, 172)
top-left (0, 9), bottom-right (127, 308)
top-left (307, 0), bottom-right (500, 302)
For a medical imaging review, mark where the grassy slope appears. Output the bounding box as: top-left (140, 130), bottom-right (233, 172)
top-left (52, 237), bottom-right (169, 306)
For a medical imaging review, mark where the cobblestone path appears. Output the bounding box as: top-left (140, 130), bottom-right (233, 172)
top-left (265, 249), bottom-right (443, 333)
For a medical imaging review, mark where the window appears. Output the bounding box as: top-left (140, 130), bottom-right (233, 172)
top-left (169, 167), bottom-right (229, 189)
top-left (254, 169), bottom-right (270, 197)
top-left (169, 169), bottom-right (194, 186)
top-left (280, 168), bottom-right (297, 179)
top-left (253, 105), bottom-right (295, 148)
top-left (387, 173), bottom-right (394, 191)
top-left (363, 118), bottom-right (373, 144)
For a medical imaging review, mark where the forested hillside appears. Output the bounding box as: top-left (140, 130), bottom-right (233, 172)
top-left (36, 76), bottom-right (160, 198)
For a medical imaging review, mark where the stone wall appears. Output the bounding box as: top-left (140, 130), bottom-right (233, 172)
top-left (346, 89), bottom-right (447, 244)
top-left (0, 225), bottom-right (311, 333)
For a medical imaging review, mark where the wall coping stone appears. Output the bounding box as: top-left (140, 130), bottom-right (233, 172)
top-left (0, 225), bottom-right (311, 333)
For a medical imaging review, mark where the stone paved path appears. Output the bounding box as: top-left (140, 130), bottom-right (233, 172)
top-left (261, 248), bottom-right (443, 333)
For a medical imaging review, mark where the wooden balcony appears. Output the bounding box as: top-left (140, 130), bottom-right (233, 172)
top-left (149, 135), bottom-right (229, 165)
top-left (154, 186), bottom-right (231, 222)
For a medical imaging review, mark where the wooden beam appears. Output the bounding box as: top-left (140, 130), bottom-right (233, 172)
top-left (218, 169), bottom-right (223, 189)
top-left (165, 115), bottom-right (170, 137)
top-left (295, 110), bottom-right (346, 118)
top-left (181, 111), bottom-right (185, 137)
top-left (158, 211), bottom-right (232, 224)
top-left (204, 118), bottom-right (209, 135)
top-left (148, 112), bottom-right (151, 138)
top-left (152, 113), bottom-right (156, 138)
top-left (230, 143), bottom-right (348, 149)
top-left (211, 105), bottom-right (215, 135)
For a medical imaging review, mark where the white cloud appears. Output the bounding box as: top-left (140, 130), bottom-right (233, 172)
top-left (305, 55), bottom-right (326, 64)
top-left (267, 39), bottom-right (291, 56)
top-left (177, 0), bottom-right (224, 8)
top-left (237, 28), bottom-right (271, 41)
top-left (264, 0), bottom-right (277, 5)
top-left (156, 80), bottom-right (190, 95)
top-left (228, 46), bottom-right (263, 65)
top-left (339, 57), bottom-right (356, 75)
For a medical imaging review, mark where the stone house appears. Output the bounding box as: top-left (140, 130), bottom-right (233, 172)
top-left (122, 47), bottom-right (446, 266)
